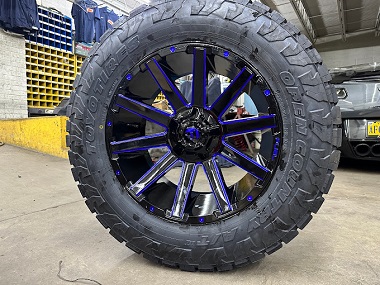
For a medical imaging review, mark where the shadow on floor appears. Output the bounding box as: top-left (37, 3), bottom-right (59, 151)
top-left (338, 157), bottom-right (380, 173)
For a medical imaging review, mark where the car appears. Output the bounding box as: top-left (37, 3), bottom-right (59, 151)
top-left (332, 65), bottom-right (380, 161)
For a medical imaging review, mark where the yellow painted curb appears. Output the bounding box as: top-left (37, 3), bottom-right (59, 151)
top-left (0, 116), bottom-right (68, 159)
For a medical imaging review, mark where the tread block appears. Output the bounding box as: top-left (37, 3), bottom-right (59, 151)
top-left (97, 212), bottom-right (122, 228)
top-left (310, 148), bottom-right (330, 169)
top-left (266, 242), bottom-right (282, 255)
top-left (78, 183), bottom-right (98, 198)
top-left (118, 14), bottom-right (144, 42)
top-left (331, 106), bottom-right (342, 125)
top-left (249, 1), bottom-right (271, 14)
top-left (152, 2), bottom-right (182, 23)
top-left (179, 264), bottom-right (197, 272)
top-left (285, 51), bottom-right (309, 66)
top-left (281, 228), bottom-right (299, 244)
top-left (191, 0), bottom-right (224, 16)
top-left (85, 195), bottom-right (106, 212)
top-left (321, 173), bottom-right (335, 194)
top-left (270, 10), bottom-right (286, 24)
top-left (200, 247), bottom-right (228, 264)
top-left (248, 252), bottom-right (265, 263)
top-left (257, 19), bottom-right (276, 35)
top-left (304, 84), bottom-right (329, 102)
top-left (216, 263), bottom-right (234, 272)
top-left (298, 69), bottom-right (323, 86)
top-left (317, 65), bottom-right (333, 83)
top-left (233, 8), bottom-right (259, 24)
top-left (297, 34), bottom-right (312, 49)
top-left (224, 2), bottom-right (245, 20)
top-left (297, 214), bottom-right (313, 230)
top-left (332, 128), bottom-right (343, 148)
top-left (282, 21), bottom-right (300, 36)
top-left (270, 217), bottom-right (298, 244)
top-left (292, 188), bottom-right (324, 214)
top-left (281, 41), bottom-right (303, 57)
top-left (233, 237), bottom-right (256, 260)
top-left (329, 150), bottom-right (341, 171)
top-left (109, 222), bottom-right (131, 243)
top-left (262, 25), bottom-right (291, 42)
top-left (306, 48), bottom-right (322, 64)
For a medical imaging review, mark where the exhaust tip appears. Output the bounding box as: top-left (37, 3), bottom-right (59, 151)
top-left (371, 144), bottom-right (380, 157)
top-left (354, 144), bottom-right (371, 157)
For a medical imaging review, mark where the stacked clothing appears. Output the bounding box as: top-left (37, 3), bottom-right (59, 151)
top-left (71, 0), bottom-right (100, 43)
top-left (71, 0), bottom-right (119, 43)
top-left (95, 7), bottom-right (119, 42)
top-left (0, 0), bottom-right (39, 35)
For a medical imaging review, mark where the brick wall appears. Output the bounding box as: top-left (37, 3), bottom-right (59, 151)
top-left (0, 30), bottom-right (28, 119)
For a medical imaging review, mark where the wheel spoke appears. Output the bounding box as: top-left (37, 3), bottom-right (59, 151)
top-left (115, 94), bottom-right (172, 128)
top-left (221, 142), bottom-right (270, 180)
top-left (203, 158), bottom-right (232, 213)
top-left (210, 67), bottom-right (254, 117)
top-left (146, 58), bottom-right (188, 111)
top-left (222, 115), bottom-right (276, 137)
top-left (129, 152), bottom-right (178, 196)
top-left (169, 162), bottom-right (198, 219)
top-left (111, 132), bottom-right (167, 154)
top-left (192, 48), bottom-right (207, 107)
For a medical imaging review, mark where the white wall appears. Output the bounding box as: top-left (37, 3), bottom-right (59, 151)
top-left (316, 32), bottom-right (380, 69)
top-left (36, 0), bottom-right (73, 18)
top-left (320, 46), bottom-right (380, 69)
top-left (0, 30), bottom-right (28, 119)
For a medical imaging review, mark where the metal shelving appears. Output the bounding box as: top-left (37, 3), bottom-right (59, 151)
top-left (25, 43), bottom-right (86, 113)
top-left (27, 6), bottom-right (73, 52)
top-left (24, 5), bottom-right (87, 115)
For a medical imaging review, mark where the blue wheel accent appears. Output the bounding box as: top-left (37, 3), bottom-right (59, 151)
top-left (105, 43), bottom-right (282, 224)
top-left (111, 132), bottom-right (168, 154)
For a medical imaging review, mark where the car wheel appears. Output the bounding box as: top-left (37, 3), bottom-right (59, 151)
top-left (67, 0), bottom-right (341, 271)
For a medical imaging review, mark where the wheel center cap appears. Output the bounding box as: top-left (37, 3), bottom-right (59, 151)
top-left (184, 127), bottom-right (201, 142)
top-left (168, 107), bottom-right (222, 163)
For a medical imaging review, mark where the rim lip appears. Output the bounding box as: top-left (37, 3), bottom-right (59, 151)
top-left (104, 42), bottom-right (284, 225)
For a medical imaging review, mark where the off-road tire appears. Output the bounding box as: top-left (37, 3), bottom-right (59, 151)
top-left (66, 0), bottom-right (341, 272)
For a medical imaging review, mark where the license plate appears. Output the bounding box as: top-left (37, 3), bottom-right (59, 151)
top-left (367, 121), bottom-right (380, 137)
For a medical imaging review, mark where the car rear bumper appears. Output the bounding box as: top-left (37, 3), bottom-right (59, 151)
top-left (340, 136), bottom-right (380, 161)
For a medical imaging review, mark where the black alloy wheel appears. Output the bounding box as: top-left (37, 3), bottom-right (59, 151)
top-left (106, 44), bottom-right (282, 224)
top-left (67, 0), bottom-right (341, 272)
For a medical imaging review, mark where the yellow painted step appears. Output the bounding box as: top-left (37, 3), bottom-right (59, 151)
top-left (0, 116), bottom-right (68, 159)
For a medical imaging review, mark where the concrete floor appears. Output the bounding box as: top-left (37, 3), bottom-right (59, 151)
top-left (0, 144), bottom-right (379, 285)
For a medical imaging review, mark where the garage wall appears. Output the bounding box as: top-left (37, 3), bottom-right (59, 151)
top-left (316, 32), bottom-right (380, 69)
top-left (37, 0), bottom-right (72, 18)
top-left (0, 1), bottom-right (72, 120)
top-left (0, 30), bottom-right (28, 119)
top-left (320, 46), bottom-right (380, 69)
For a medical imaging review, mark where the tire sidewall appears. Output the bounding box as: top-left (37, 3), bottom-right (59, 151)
top-left (70, 0), bottom-right (334, 263)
